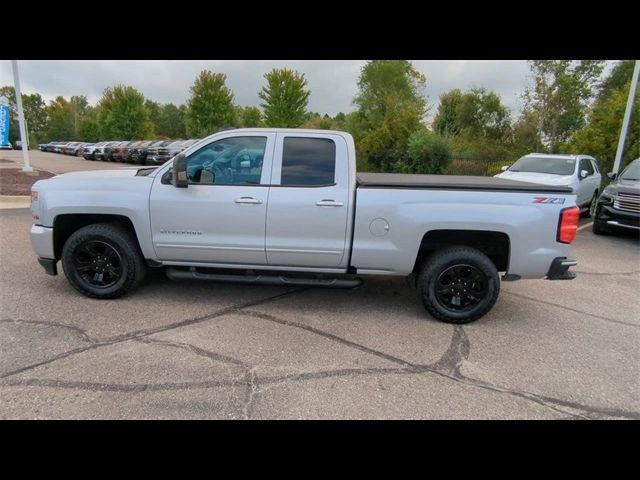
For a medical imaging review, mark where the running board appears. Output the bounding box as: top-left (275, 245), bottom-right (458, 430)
top-left (165, 267), bottom-right (362, 288)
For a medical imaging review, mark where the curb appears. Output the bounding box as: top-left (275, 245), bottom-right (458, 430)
top-left (0, 195), bottom-right (31, 210)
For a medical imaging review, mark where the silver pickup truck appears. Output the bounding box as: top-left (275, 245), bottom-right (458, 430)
top-left (30, 128), bottom-right (580, 324)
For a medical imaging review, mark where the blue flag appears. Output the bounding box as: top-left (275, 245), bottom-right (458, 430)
top-left (0, 103), bottom-right (10, 148)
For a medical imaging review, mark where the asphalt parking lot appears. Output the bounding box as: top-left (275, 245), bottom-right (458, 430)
top-left (0, 153), bottom-right (639, 419)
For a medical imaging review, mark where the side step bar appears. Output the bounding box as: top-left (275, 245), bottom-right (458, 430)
top-left (165, 267), bottom-right (362, 288)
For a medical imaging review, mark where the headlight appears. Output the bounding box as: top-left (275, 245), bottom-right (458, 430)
top-left (602, 185), bottom-right (615, 198)
top-left (31, 190), bottom-right (38, 202)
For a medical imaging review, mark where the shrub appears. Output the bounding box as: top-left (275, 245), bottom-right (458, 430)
top-left (402, 129), bottom-right (452, 174)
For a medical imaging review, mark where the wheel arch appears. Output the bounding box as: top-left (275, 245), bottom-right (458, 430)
top-left (53, 213), bottom-right (140, 260)
top-left (412, 229), bottom-right (511, 274)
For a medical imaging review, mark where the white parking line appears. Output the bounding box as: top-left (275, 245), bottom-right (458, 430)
top-left (577, 222), bottom-right (593, 231)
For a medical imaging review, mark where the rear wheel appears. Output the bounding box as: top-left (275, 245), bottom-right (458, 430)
top-left (417, 246), bottom-right (500, 324)
top-left (61, 223), bottom-right (146, 299)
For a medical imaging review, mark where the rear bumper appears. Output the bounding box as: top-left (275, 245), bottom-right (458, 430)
top-left (546, 257), bottom-right (577, 280)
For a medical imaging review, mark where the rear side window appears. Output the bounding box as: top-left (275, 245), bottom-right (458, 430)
top-left (281, 137), bottom-right (336, 186)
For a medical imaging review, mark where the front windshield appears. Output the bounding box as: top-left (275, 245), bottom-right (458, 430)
top-left (509, 156), bottom-right (576, 175)
top-left (620, 160), bottom-right (640, 181)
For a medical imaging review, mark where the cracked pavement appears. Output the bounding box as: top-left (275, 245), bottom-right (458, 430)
top-left (1, 208), bottom-right (639, 419)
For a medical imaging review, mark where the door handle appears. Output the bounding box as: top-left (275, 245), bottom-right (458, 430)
top-left (316, 199), bottom-right (344, 207)
top-left (235, 197), bottom-right (263, 205)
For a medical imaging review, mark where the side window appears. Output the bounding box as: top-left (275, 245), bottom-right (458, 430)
top-left (186, 136), bottom-right (266, 185)
top-left (591, 159), bottom-right (599, 173)
top-left (281, 137), bottom-right (336, 186)
top-left (580, 158), bottom-right (594, 175)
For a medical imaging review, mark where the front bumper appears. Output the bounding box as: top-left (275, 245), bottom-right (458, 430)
top-left (38, 257), bottom-right (58, 275)
top-left (595, 202), bottom-right (640, 231)
top-left (546, 257), bottom-right (577, 280)
top-left (31, 224), bottom-right (55, 258)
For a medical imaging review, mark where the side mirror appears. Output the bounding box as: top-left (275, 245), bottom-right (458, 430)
top-left (172, 153), bottom-right (188, 188)
top-left (607, 172), bottom-right (617, 181)
top-left (579, 169), bottom-right (589, 180)
top-left (500, 165), bottom-right (509, 172)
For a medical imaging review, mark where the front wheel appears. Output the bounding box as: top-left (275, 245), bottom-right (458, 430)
top-left (61, 223), bottom-right (146, 299)
top-left (417, 246), bottom-right (500, 324)
top-left (585, 192), bottom-right (598, 218)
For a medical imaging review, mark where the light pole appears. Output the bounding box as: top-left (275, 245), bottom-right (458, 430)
top-left (11, 60), bottom-right (33, 172)
top-left (611, 60), bottom-right (640, 175)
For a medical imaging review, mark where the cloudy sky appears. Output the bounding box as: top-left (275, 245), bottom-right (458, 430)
top-left (0, 60), bottom-right (614, 121)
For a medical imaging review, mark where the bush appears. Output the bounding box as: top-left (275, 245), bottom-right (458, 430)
top-left (401, 129), bottom-right (452, 174)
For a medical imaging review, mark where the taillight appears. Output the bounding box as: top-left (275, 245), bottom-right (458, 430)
top-left (557, 206), bottom-right (580, 243)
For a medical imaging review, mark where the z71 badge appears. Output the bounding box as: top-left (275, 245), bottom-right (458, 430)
top-left (532, 197), bottom-right (566, 204)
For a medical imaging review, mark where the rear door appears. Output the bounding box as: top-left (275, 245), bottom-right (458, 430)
top-left (577, 157), bottom-right (597, 205)
top-left (265, 132), bottom-right (351, 268)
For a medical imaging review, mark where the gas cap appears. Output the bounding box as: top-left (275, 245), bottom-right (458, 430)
top-left (370, 218), bottom-right (390, 236)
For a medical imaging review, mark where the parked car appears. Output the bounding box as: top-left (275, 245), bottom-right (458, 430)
top-left (149, 139), bottom-right (200, 165)
top-left (13, 140), bottom-right (24, 150)
top-left (61, 142), bottom-right (79, 155)
top-left (53, 142), bottom-right (69, 153)
top-left (123, 140), bottom-right (151, 163)
top-left (131, 140), bottom-right (164, 165)
top-left (145, 140), bottom-right (175, 165)
top-left (112, 141), bottom-right (134, 162)
top-left (38, 143), bottom-right (49, 151)
top-left (592, 158), bottom-right (640, 235)
top-left (70, 142), bottom-right (91, 156)
top-left (496, 153), bottom-right (601, 217)
top-left (103, 141), bottom-right (125, 161)
top-left (83, 142), bottom-right (106, 160)
top-left (30, 128), bottom-right (581, 324)
top-left (94, 141), bottom-right (120, 161)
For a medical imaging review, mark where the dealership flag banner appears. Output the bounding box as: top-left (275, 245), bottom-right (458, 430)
top-left (0, 101), bottom-right (10, 148)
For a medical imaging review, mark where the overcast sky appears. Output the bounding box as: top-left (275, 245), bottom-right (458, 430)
top-left (0, 60), bottom-right (615, 121)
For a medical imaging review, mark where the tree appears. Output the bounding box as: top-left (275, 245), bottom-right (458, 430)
top-left (78, 106), bottom-right (101, 142)
top-left (69, 95), bottom-right (89, 139)
top-left (236, 106), bottom-right (263, 128)
top-left (97, 85), bottom-right (154, 139)
top-left (157, 103), bottom-right (187, 138)
top-left (351, 60), bottom-right (427, 171)
top-left (433, 88), bottom-right (510, 140)
top-left (596, 60), bottom-right (636, 104)
top-left (563, 80), bottom-right (639, 173)
top-left (402, 128), bottom-right (452, 174)
top-left (259, 68), bottom-right (310, 127)
top-left (45, 96), bottom-right (74, 141)
top-left (508, 109), bottom-right (544, 157)
top-left (185, 70), bottom-right (236, 137)
top-left (145, 99), bottom-right (162, 135)
top-left (523, 60), bottom-right (605, 152)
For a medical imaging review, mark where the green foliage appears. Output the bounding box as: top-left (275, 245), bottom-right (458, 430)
top-left (97, 85), bottom-right (154, 140)
top-left (45, 96), bottom-right (75, 141)
top-left (562, 80), bottom-right (639, 174)
top-left (596, 60), bottom-right (636, 104)
top-left (78, 106), bottom-right (101, 142)
top-left (523, 60), bottom-right (605, 152)
top-left (259, 68), bottom-right (310, 127)
top-left (237, 106), bottom-right (263, 128)
top-left (400, 129), bottom-right (452, 174)
top-left (186, 70), bottom-right (236, 137)
top-left (434, 88), bottom-right (510, 141)
top-left (157, 103), bottom-right (187, 138)
top-left (302, 113), bottom-right (337, 130)
top-left (351, 60), bottom-right (428, 171)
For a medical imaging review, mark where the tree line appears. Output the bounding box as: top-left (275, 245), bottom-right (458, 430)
top-left (1, 60), bottom-right (637, 174)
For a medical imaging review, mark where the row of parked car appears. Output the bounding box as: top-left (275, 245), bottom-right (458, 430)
top-left (39, 139), bottom-right (201, 165)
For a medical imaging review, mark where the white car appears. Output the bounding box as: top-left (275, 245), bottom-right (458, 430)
top-left (496, 153), bottom-right (602, 217)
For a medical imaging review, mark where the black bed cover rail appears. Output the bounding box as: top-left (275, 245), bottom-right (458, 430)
top-left (356, 173), bottom-right (573, 194)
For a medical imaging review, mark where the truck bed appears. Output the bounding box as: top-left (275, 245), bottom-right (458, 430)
top-left (356, 172), bottom-right (573, 194)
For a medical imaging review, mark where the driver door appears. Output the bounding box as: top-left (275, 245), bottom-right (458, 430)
top-left (149, 133), bottom-right (276, 265)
